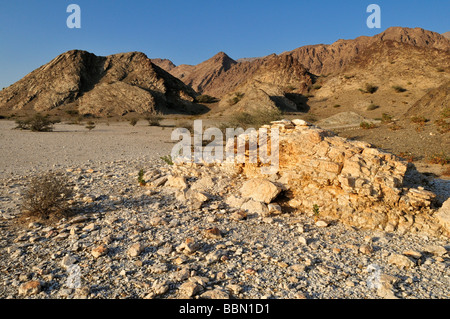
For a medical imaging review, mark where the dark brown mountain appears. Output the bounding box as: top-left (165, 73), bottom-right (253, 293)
top-left (0, 50), bottom-right (206, 116)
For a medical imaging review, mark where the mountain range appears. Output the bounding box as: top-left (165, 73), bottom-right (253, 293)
top-left (0, 27), bottom-right (449, 117)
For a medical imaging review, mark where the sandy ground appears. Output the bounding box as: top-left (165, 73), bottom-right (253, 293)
top-left (0, 120), bottom-right (177, 178)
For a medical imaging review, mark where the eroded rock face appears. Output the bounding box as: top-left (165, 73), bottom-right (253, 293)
top-left (234, 120), bottom-right (444, 236)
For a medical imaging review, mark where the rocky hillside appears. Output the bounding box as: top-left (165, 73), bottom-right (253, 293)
top-left (282, 27), bottom-right (450, 76)
top-left (169, 52), bottom-right (238, 94)
top-left (154, 27), bottom-right (449, 109)
top-left (0, 50), bottom-right (206, 116)
top-left (305, 40), bottom-right (450, 120)
top-left (214, 55), bottom-right (313, 114)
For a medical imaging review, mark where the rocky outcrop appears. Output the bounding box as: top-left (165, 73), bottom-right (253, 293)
top-left (0, 50), bottom-right (206, 116)
top-left (230, 119), bottom-right (447, 236)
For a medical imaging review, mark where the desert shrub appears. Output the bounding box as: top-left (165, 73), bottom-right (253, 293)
top-left (129, 118), bottom-right (139, 126)
top-left (195, 95), bottom-right (219, 104)
top-left (228, 92), bottom-right (245, 106)
top-left (146, 113), bottom-right (163, 126)
top-left (392, 85), bottom-right (407, 93)
top-left (14, 113), bottom-right (57, 132)
top-left (176, 120), bottom-right (194, 135)
top-left (428, 152), bottom-right (450, 165)
top-left (436, 67), bottom-right (445, 73)
top-left (381, 113), bottom-right (393, 123)
top-left (160, 155), bottom-right (174, 165)
top-left (138, 169), bottom-right (146, 186)
top-left (333, 104), bottom-right (341, 108)
top-left (362, 83), bottom-right (378, 94)
top-left (65, 109), bottom-right (79, 116)
top-left (441, 107), bottom-right (450, 119)
top-left (360, 121), bottom-right (376, 129)
top-left (312, 84), bottom-right (322, 90)
top-left (223, 108), bottom-right (283, 131)
top-left (367, 104), bottom-right (379, 111)
top-left (21, 173), bottom-right (73, 220)
top-left (85, 121), bottom-right (96, 131)
top-left (410, 116), bottom-right (428, 125)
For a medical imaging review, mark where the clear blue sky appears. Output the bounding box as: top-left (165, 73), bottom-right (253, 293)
top-left (0, 0), bottom-right (448, 89)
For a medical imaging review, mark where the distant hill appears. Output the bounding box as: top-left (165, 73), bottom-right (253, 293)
top-left (442, 32), bottom-right (450, 39)
top-left (0, 50), bottom-right (206, 116)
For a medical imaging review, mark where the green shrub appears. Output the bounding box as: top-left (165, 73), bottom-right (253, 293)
top-left (392, 85), bottom-right (407, 93)
top-left (360, 121), bottom-right (376, 129)
top-left (14, 113), bottom-right (57, 132)
top-left (138, 169), bottom-right (146, 186)
top-left (195, 95), bottom-right (219, 103)
top-left (381, 113), bottom-right (393, 123)
top-left (362, 83), bottom-right (378, 94)
top-left (228, 92), bottom-right (245, 106)
top-left (160, 155), bottom-right (174, 166)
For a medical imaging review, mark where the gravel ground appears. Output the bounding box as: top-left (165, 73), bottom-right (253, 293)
top-left (0, 120), bottom-right (448, 299)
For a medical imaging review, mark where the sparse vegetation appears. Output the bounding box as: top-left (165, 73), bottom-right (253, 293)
top-left (312, 84), bottom-right (322, 90)
top-left (160, 155), bottom-right (174, 166)
top-left (361, 83), bottom-right (379, 94)
top-left (410, 116), bottom-right (428, 125)
top-left (428, 152), bottom-right (450, 165)
top-left (176, 120), bottom-right (194, 135)
top-left (21, 172), bottom-right (73, 221)
top-left (333, 104), bottom-right (341, 108)
top-left (392, 85), bottom-right (407, 93)
top-left (129, 118), bottom-right (139, 126)
top-left (221, 108), bottom-right (283, 131)
top-left (381, 113), bottom-right (393, 123)
top-left (360, 121), bottom-right (376, 129)
top-left (138, 169), bottom-right (146, 186)
top-left (367, 104), bottom-right (379, 111)
top-left (436, 67), bottom-right (445, 73)
top-left (65, 109), bottom-right (80, 116)
top-left (146, 113), bottom-right (163, 126)
top-left (14, 113), bottom-right (58, 132)
top-left (195, 95), bottom-right (219, 104)
top-left (85, 121), bottom-right (96, 131)
top-left (228, 92), bottom-right (245, 106)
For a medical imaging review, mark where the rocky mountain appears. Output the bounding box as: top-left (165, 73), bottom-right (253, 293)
top-left (156, 27), bottom-right (449, 103)
top-left (0, 50), bottom-right (206, 116)
top-left (405, 81), bottom-right (450, 121)
top-left (150, 58), bottom-right (177, 72)
top-left (306, 39), bottom-right (450, 120)
top-left (443, 32), bottom-right (450, 40)
top-left (282, 27), bottom-right (450, 76)
top-left (169, 52), bottom-right (237, 94)
top-left (215, 54), bottom-right (313, 114)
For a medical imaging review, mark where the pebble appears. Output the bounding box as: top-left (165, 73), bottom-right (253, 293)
top-left (0, 159), bottom-right (448, 300)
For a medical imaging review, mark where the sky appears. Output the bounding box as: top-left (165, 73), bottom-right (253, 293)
top-left (0, 0), bottom-right (449, 89)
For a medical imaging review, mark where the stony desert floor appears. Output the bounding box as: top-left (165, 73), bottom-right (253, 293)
top-left (0, 119), bottom-right (449, 299)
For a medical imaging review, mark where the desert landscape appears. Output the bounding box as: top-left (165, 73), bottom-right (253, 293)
top-left (0, 26), bottom-right (449, 300)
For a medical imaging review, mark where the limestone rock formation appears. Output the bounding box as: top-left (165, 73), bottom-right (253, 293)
top-left (221, 120), bottom-right (448, 237)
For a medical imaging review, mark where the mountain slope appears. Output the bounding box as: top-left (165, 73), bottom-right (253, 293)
top-left (169, 52), bottom-right (237, 94)
top-left (0, 50), bottom-right (206, 116)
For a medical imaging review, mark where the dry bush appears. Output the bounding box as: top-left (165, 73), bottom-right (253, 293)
top-left (146, 113), bottom-right (163, 126)
top-left (21, 173), bottom-right (73, 220)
